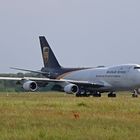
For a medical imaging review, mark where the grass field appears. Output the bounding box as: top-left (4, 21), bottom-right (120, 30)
top-left (0, 92), bottom-right (140, 140)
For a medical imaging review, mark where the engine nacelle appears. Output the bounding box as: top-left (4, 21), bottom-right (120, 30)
top-left (23, 81), bottom-right (38, 92)
top-left (136, 88), bottom-right (140, 94)
top-left (64, 84), bottom-right (79, 94)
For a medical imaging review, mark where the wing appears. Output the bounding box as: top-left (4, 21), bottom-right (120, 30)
top-left (0, 76), bottom-right (104, 87)
top-left (0, 77), bottom-right (22, 80)
top-left (23, 78), bottom-right (105, 89)
top-left (0, 76), bottom-right (107, 92)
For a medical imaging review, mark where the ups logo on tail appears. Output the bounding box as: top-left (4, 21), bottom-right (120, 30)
top-left (43, 47), bottom-right (49, 64)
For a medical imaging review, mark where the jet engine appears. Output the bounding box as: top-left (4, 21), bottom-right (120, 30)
top-left (64, 84), bottom-right (79, 94)
top-left (136, 88), bottom-right (140, 94)
top-left (23, 81), bottom-right (38, 91)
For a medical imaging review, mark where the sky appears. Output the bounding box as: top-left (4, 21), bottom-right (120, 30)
top-left (0, 0), bottom-right (140, 73)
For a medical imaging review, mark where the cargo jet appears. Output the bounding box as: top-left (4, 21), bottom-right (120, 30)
top-left (0, 37), bottom-right (140, 97)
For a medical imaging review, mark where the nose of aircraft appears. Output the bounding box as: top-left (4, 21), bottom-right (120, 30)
top-left (136, 70), bottom-right (140, 82)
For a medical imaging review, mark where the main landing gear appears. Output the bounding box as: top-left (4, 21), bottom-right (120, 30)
top-left (108, 92), bottom-right (116, 97)
top-left (76, 90), bottom-right (90, 97)
top-left (76, 90), bottom-right (117, 98)
top-left (91, 91), bottom-right (101, 97)
top-left (76, 90), bottom-right (102, 97)
top-left (75, 89), bottom-right (139, 98)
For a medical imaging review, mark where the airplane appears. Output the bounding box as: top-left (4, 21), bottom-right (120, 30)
top-left (0, 37), bottom-right (140, 98)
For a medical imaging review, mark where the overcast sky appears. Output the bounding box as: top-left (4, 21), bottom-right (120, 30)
top-left (0, 0), bottom-right (140, 73)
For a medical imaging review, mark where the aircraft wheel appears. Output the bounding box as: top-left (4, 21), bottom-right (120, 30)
top-left (92, 92), bottom-right (101, 97)
top-left (108, 92), bottom-right (116, 97)
top-left (81, 90), bottom-right (88, 97)
top-left (75, 93), bottom-right (81, 97)
top-left (132, 93), bottom-right (138, 98)
top-left (76, 94), bottom-right (89, 97)
top-left (76, 90), bottom-right (89, 97)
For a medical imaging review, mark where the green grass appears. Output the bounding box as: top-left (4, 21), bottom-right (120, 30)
top-left (0, 92), bottom-right (139, 140)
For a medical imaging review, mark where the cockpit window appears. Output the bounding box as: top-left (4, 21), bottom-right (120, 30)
top-left (134, 67), bottom-right (140, 69)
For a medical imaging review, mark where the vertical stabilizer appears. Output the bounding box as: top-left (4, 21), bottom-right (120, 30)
top-left (39, 36), bottom-right (61, 68)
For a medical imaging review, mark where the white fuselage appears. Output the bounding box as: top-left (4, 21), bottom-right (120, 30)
top-left (62, 64), bottom-right (140, 92)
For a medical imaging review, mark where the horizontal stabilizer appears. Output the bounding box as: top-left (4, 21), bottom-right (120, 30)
top-left (10, 67), bottom-right (47, 74)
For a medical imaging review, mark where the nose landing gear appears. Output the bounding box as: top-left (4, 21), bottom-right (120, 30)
top-left (132, 90), bottom-right (138, 98)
